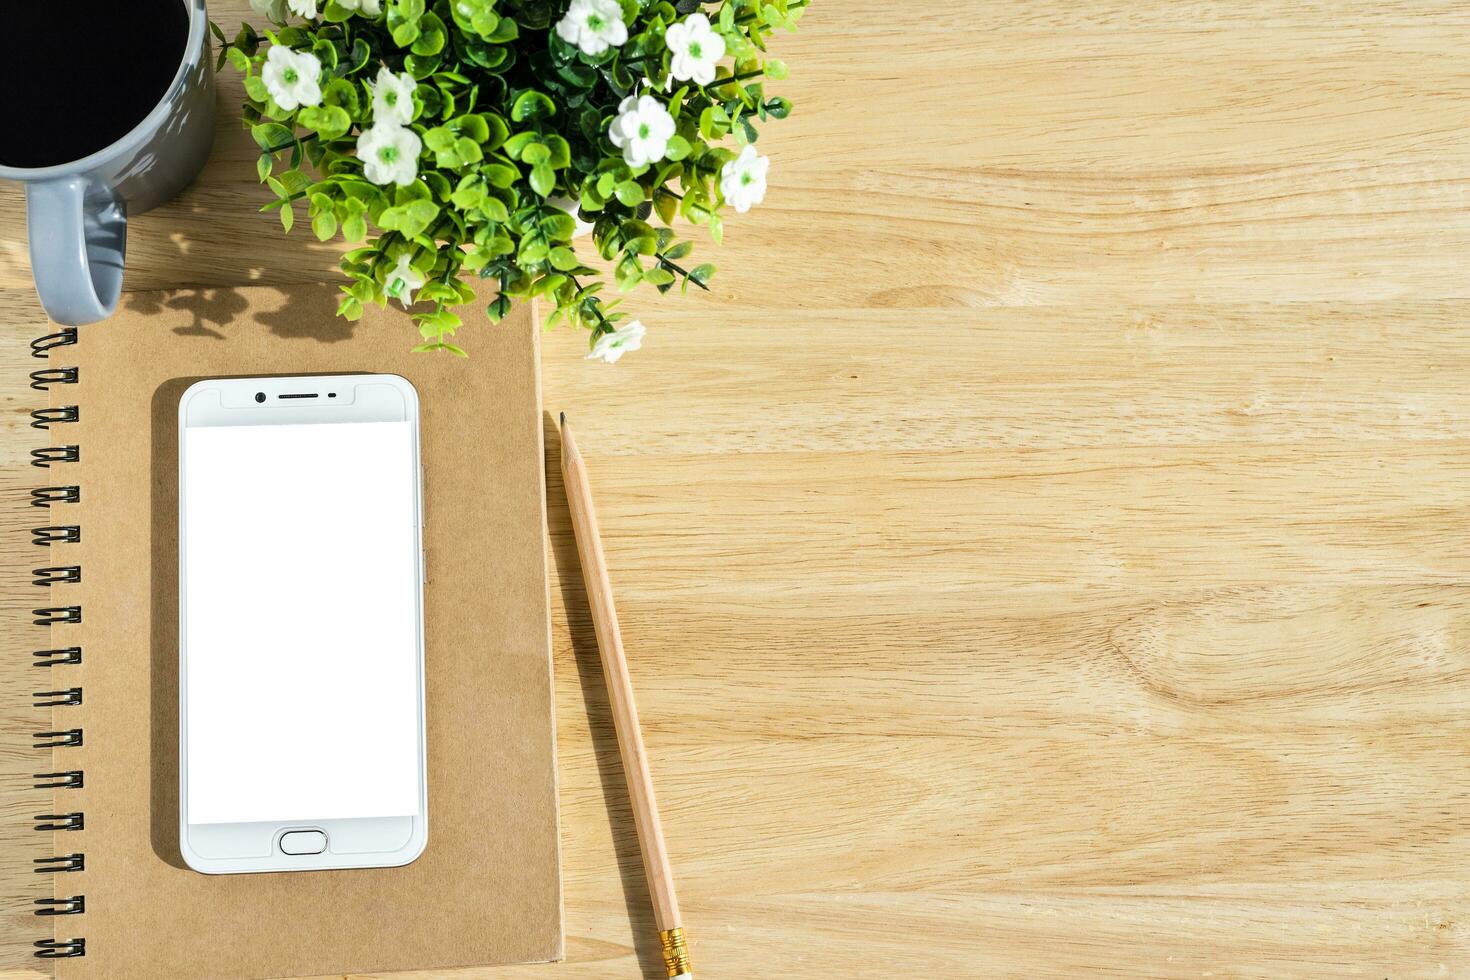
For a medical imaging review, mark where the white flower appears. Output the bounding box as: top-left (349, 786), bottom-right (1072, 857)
top-left (719, 144), bottom-right (769, 213)
top-left (554, 0), bottom-right (627, 56)
top-left (358, 123), bottom-right (422, 186)
top-left (587, 321), bottom-right (646, 364)
top-left (249, 0), bottom-right (289, 20)
top-left (287, 0), bottom-right (318, 18)
top-left (385, 254), bottom-right (426, 308)
top-left (261, 46), bottom-right (323, 111)
top-left (369, 66), bottom-right (416, 126)
top-left (337, 0), bottom-right (382, 13)
top-left (607, 94), bottom-right (676, 168)
top-left (664, 14), bottom-right (725, 86)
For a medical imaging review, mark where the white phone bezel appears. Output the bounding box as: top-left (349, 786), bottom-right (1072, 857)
top-left (176, 373), bottom-right (428, 875)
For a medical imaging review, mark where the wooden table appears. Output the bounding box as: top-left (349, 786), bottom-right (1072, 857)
top-left (4, 2), bottom-right (1469, 976)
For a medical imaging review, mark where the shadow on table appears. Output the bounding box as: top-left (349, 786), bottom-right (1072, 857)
top-left (544, 412), bottom-right (668, 980)
top-left (123, 279), bottom-right (350, 345)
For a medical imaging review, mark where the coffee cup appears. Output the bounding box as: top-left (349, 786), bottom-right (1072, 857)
top-left (0, 0), bottom-right (216, 325)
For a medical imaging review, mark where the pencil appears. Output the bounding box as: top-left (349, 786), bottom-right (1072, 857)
top-left (559, 413), bottom-right (693, 980)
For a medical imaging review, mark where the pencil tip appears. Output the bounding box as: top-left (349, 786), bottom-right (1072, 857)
top-left (559, 411), bottom-right (566, 426)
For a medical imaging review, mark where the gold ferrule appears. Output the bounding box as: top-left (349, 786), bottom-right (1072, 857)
top-left (659, 926), bottom-right (692, 978)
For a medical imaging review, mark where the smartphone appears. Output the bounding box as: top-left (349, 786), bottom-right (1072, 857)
top-left (177, 374), bottom-right (428, 874)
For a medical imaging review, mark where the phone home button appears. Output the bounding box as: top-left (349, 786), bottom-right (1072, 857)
top-left (279, 830), bottom-right (328, 855)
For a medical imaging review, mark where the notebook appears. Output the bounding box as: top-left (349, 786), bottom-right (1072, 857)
top-left (25, 285), bottom-right (563, 978)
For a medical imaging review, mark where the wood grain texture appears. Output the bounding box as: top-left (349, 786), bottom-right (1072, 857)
top-left (4, 0), bottom-right (1470, 976)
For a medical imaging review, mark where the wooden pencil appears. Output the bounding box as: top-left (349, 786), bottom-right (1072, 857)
top-left (558, 413), bottom-right (692, 980)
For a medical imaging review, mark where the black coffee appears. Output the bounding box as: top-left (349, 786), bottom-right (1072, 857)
top-left (0, 0), bottom-right (190, 169)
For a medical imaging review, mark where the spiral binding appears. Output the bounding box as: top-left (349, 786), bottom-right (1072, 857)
top-left (29, 327), bottom-right (84, 959)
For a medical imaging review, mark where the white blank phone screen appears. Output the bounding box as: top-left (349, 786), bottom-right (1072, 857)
top-left (182, 420), bottom-right (422, 825)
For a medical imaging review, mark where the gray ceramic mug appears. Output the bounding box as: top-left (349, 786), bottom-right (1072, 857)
top-left (0, 0), bottom-right (215, 325)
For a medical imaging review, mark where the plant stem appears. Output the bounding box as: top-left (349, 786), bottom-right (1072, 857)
top-left (655, 253), bottom-right (710, 290)
top-left (710, 69), bottom-right (766, 91)
top-left (264, 133), bottom-right (319, 155)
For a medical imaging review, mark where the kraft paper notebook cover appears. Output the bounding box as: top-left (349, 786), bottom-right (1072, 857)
top-left (26, 285), bottom-right (562, 978)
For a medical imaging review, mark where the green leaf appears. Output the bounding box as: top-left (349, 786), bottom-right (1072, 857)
top-left (280, 203), bottom-right (294, 233)
top-left (521, 142), bottom-right (551, 166)
top-left (341, 199), bottom-right (368, 242)
top-left (337, 293), bottom-right (365, 320)
top-left (450, 174), bottom-right (486, 210)
top-left (453, 113), bottom-right (490, 143)
top-left (689, 262), bottom-right (715, 287)
top-left (622, 218), bottom-right (658, 254)
top-left (312, 209), bottom-right (338, 241)
top-left (379, 198), bottom-right (439, 236)
top-left (422, 169), bottom-right (452, 200)
top-left (251, 122), bottom-right (295, 153)
top-left (418, 281), bottom-right (460, 304)
top-left (411, 10), bottom-right (447, 55)
top-left (510, 89), bottom-right (556, 122)
top-left (275, 168), bottom-right (313, 197)
top-left (485, 15), bottom-right (518, 42)
top-left (664, 135), bottom-right (692, 161)
top-left (244, 75), bottom-right (269, 103)
top-left (614, 180), bottom-right (644, 207)
top-left (450, 0), bottom-right (502, 41)
top-left (297, 104), bottom-right (351, 140)
top-left (346, 38), bottom-right (371, 74)
top-left (548, 246), bottom-right (580, 271)
top-left (455, 136), bottom-right (483, 165)
top-left (486, 294), bottom-right (513, 322)
top-left (529, 163), bottom-right (555, 198)
top-left (503, 130), bottom-right (538, 158)
top-left (323, 77), bottom-right (362, 115)
top-left (643, 267), bottom-right (675, 287)
top-left (412, 341), bottom-right (469, 356)
top-left (406, 51), bottom-right (442, 79)
top-left (483, 162), bottom-right (518, 188)
top-left (226, 47), bottom-right (250, 73)
top-left (311, 36), bottom-right (339, 72)
top-left (518, 237), bottom-right (549, 263)
top-left (540, 211), bottom-right (577, 240)
top-left (413, 306), bottom-right (464, 336)
top-left (481, 114), bottom-right (510, 151)
top-left (388, 0), bottom-right (424, 46)
top-left (256, 153), bottom-right (273, 183)
top-left (480, 196), bottom-right (510, 222)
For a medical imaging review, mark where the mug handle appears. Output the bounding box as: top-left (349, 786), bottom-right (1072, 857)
top-left (25, 175), bottom-right (127, 326)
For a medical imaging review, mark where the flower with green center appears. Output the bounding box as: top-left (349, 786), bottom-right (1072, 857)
top-left (554, 0), bottom-right (627, 56)
top-left (357, 122), bottom-right (422, 186)
top-left (384, 253), bottom-right (426, 307)
top-left (261, 45), bottom-right (322, 111)
top-left (369, 65), bottom-right (416, 127)
top-left (607, 94), bottom-right (676, 168)
top-left (665, 13), bottom-right (726, 86)
top-left (587, 320), bottom-right (646, 363)
top-left (286, 0), bottom-right (318, 18)
top-left (719, 145), bottom-right (770, 213)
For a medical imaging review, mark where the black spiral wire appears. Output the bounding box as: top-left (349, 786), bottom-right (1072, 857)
top-left (30, 329), bottom-right (85, 959)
